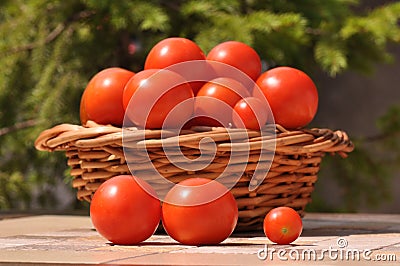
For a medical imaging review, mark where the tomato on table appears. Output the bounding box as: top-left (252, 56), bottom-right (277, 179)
top-left (206, 41), bottom-right (262, 81)
top-left (263, 207), bottom-right (303, 245)
top-left (80, 67), bottom-right (135, 126)
top-left (254, 66), bottom-right (318, 129)
top-left (161, 178), bottom-right (238, 245)
top-left (90, 175), bottom-right (161, 245)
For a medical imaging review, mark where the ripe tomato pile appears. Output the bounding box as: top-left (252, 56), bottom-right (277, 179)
top-left (84, 37), bottom-right (310, 245)
top-left (80, 37), bottom-right (318, 130)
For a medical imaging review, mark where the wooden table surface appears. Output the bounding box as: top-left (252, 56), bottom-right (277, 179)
top-left (0, 213), bottom-right (399, 265)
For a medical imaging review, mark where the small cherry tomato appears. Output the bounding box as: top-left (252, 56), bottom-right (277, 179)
top-left (263, 207), bottom-right (303, 245)
top-left (162, 178), bottom-right (238, 245)
top-left (90, 175), bottom-right (161, 245)
top-left (123, 69), bottom-right (194, 129)
top-left (206, 41), bottom-right (262, 81)
top-left (232, 97), bottom-right (269, 130)
top-left (81, 67), bottom-right (135, 126)
top-left (254, 67), bottom-right (318, 129)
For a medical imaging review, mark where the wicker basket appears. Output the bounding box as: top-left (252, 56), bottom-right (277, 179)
top-left (35, 121), bottom-right (354, 231)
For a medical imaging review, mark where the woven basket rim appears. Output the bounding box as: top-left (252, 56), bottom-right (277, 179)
top-left (35, 121), bottom-right (354, 156)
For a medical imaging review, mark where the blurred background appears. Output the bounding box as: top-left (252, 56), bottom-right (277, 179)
top-left (1, 0), bottom-right (399, 214)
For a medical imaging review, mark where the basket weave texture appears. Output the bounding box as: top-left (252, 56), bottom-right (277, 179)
top-left (35, 121), bottom-right (354, 231)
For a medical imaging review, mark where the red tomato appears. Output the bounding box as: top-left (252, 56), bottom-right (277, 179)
top-left (254, 67), bottom-right (318, 129)
top-left (144, 37), bottom-right (206, 95)
top-left (194, 77), bottom-right (250, 127)
top-left (81, 67), bottom-right (134, 126)
top-left (123, 69), bottom-right (194, 129)
top-left (232, 97), bottom-right (269, 130)
top-left (145, 37), bottom-right (206, 69)
top-left (90, 175), bottom-right (161, 245)
top-left (162, 178), bottom-right (238, 245)
top-left (79, 89), bottom-right (88, 125)
top-left (206, 41), bottom-right (261, 81)
top-left (263, 207), bottom-right (303, 245)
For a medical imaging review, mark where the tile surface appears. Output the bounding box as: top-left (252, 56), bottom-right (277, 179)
top-left (0, 213), bottom-right (399, 265)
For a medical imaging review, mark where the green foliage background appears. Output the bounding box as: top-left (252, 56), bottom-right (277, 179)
top-left (1, 0), bottom-right (399, 211)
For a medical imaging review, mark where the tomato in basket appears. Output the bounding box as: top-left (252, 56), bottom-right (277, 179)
top-left (80, 67), bottom-right (134, 126)
top-left (193, 77), bottom-right (251, 127)
top-left (263, 206), bottom-right (303, 245)
top-left (123, 69), bottom-right (194, 129)
top-left (144, 37), bottom-right (206, 95)
top-left (161, 178), bottom-right (238, 245)
top-left (232, 97), bottom-right (269, 130)
top-left (90, 175), bottom-right (161, 245)
top-left (254, 66), bottom-right (318, 129)
top-left (206, 41), bottom-right (262, 81)
top-left (145, 37), bottom-right (206, 70)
